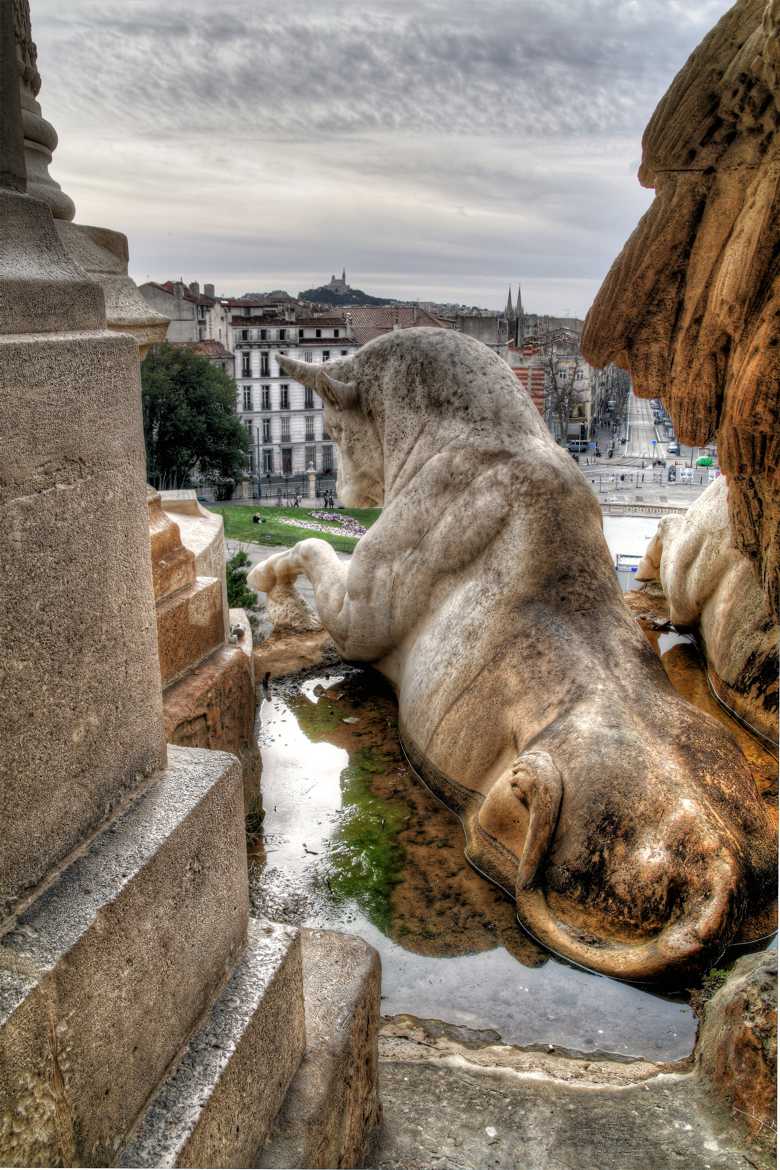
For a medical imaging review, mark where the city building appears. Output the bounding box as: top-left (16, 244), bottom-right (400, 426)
top-left (506, 341), bottom-right (546, 415)
top-left (139, 280), bottom-right (233, 350)
top-left (231, 307), bottom-right (358, 477)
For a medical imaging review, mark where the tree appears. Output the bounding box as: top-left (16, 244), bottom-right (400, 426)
top-left (226, 551), bottom-right (257, 609)
top-left (141, 344), bottom-right (249, 491)
top-left (536, 329), bottom-right (586, 445)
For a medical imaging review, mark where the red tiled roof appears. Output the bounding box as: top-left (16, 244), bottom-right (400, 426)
top-left (345, 306), bottom-right (448, 346)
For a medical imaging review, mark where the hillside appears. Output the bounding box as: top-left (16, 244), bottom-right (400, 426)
top-left (298, 284), bottom-right (402, 307)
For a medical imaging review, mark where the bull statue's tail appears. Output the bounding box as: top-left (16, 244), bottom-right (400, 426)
top-left (515, 850), bottom-right (738, 986)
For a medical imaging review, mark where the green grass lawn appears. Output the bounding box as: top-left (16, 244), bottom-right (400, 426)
top-left (210, 503), bottom-right (381, 553)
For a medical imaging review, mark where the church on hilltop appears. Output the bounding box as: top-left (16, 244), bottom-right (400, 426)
top-left (326, 268), bottom-right (349, 294)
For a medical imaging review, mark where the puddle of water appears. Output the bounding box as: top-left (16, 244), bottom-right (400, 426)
top-left (249, 668), bottom-right (698, 1061)
top-left (657, 630), bottom-right (697, 656)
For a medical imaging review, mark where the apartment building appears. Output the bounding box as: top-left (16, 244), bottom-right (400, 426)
top-left (231, 308), bottom-right (357, 476)
top-left (138, 280), bottom-right (234, 350)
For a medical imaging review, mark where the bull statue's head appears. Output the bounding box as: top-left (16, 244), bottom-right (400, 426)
top-left (277, 353), bottom-right (383, 507)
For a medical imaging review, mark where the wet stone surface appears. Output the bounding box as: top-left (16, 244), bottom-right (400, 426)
top-left (247, 666), bottom-right (707, 1061)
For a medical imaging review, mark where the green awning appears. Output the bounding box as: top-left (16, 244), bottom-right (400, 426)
top-left (696, 456), bottom-right (714, 466)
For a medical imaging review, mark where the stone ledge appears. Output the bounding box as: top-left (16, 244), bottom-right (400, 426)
top-left (118, 918), bottom-right (305, 1169)
top-left (157, 576), bottom-right (225, 687)
top-left (256, 928), bottom-right (381, 1170)
top-left (163, 643), bottom-right (260, 814)
top-left (0, 746), bottom-right (248, 1168)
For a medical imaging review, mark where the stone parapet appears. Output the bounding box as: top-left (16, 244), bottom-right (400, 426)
top-left (0, 747), bottom-right (247, 1167)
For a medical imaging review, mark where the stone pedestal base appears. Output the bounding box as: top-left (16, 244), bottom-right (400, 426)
top-left (0, 747), bottom-right (247, 1167)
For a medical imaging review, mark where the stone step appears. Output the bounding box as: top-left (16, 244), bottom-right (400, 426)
top-left (156, 576), bottom-right (225, 687)
top-left (163, 642), bottom-right (260, 816)
top-left (0, 746), bottom-right (248, 1168)
top-left (117, 919), bottom-right (305, 1169)
top-left (256, 929), bottom-right (382, 1170)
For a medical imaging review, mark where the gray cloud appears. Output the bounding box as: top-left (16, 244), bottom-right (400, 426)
top-left (31, 0), bottom-right (731, 312)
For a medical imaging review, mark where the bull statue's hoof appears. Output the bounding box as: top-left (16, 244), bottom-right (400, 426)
top-left (263, 328), bottom-right (776, 985)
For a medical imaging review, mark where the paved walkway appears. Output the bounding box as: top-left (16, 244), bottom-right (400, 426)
top-left (227, 540), bottom-right (351, 611)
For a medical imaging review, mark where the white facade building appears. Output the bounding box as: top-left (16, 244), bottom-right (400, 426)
top-left (231, 310), bottom-right (357, 477)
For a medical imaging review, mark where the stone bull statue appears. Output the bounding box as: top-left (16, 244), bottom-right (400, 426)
top-left (249, 328), bottom-right (776, 984)
top-left (636, 475), bottom-right (779, 743)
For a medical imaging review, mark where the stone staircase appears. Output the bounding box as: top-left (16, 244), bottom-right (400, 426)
top-left (0, 741), bottom-right (380, 1167)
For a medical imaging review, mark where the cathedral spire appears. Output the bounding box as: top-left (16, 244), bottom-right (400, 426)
top-left (516, 283), bottom-right (525, 344)
top-left (505, 284), bottom-right (515, 321)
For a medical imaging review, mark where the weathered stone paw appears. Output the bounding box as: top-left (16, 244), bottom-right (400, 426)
top-left (248, 549), bottom-right (299, 593)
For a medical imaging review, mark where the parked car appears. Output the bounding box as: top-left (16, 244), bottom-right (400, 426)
top-left (668, 441), bottom-right (680, 455)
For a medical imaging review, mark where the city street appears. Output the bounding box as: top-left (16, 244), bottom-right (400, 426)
top-left (624, 393), bottom-right (659, 460)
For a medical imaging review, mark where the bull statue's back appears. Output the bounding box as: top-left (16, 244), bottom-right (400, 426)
top-left (249, 328), bottom-right (777, 985)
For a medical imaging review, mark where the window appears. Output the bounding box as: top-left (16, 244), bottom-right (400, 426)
top-left (282, 447), bottom-right (293, 473)
top-left (280, 385), bottom-right (289, 410)
top-left (260, 328), bottom-right (267, 341)
top-left (304, 386), bottom-right (314, 410)
top-left (322, 426), bottom-right (330, 440)
top-left (334, 329), bottom-right (340, 338)
top-left (263, 449), bottom-right (273, 473)
top-left (279, 328), bottom-right (286, 341)
top-left (246, 420), bottom-right (253, 438)
top-left (260, 353), bottom-right (269, 377)
top-left (298, 328), bottom-right (304, 339)
top-left (322, 350), bottom-right (330, 362)
top-left (241, 353), bottom-right (251, 377)
top-left (262, 417), bottom-right (271, 442)
top-left (315, 329), bottom-right (322, 338)
top-left (305, 415), bottom-right (315, 441)
top-left (281, 416), bottom-right (290, 441)
top-left (340, 350), bottom-right (348, 356)
top-left (241, 329), bottom-right (248, 341)
top-left (243, 386), bottom-right (252, 410)
top-left (261, 385), bottom-right (271, 410)
top-left (321, 444), bottom-right (334, 471)
top-left (305, 445), bottom-right (316, 468)
top-left (304, 350), bottom-right (313, 363)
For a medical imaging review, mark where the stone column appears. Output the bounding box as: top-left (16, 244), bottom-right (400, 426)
top-left (307, 462), bottom-right (317, 502)
top-left (0, 0), bottom-right (167, 916)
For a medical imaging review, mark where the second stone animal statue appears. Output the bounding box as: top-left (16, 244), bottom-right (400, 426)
top-left (249, 328), bottom-right (777, 984)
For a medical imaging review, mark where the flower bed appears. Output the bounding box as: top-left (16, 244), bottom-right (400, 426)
top-left (277, 512), bottom-right (367, 540)
top-left (310, 511), bottom-right (367, 536)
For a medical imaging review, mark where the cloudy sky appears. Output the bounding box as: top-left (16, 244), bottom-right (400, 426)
top-left (32, 0), bottom-right (730, 314)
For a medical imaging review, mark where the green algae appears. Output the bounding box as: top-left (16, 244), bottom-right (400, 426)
top-left (289, 685), bottom-right (409, 934)
top-left (326, 746), bottom-right (408, 934)
top-left (291, 694), bottom-right (344, 736)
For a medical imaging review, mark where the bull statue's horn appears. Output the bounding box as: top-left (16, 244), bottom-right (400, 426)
top-left (276, 353), bottom-right (318, 389)
top-left (317, 370), bottom-right (358, 410)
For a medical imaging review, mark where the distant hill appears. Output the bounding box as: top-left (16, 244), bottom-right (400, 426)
top-left (298, 285), bottom-right (402, 307)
